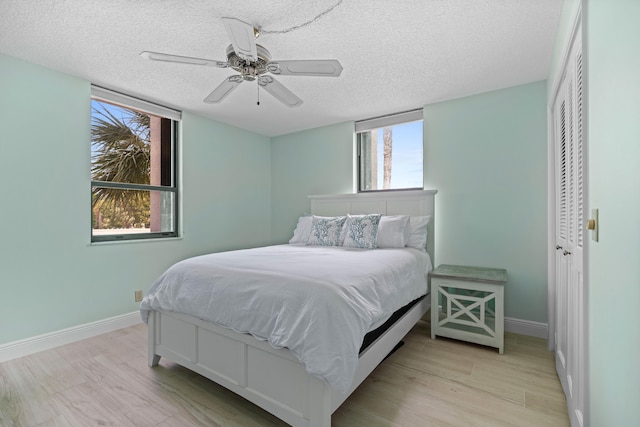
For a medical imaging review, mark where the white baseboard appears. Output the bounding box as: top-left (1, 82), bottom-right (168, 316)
top-left (505, 316), bottom-right (548, 339)
top-left (0, 311), bottom-right (142, 363)
top-left (0, 313), bottom-right (547, 363)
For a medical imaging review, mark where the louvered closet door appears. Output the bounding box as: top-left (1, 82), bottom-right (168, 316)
top-left (553, 81), bottom-right (569, 393)
top-left (553, 25), bottom-right (586, 427)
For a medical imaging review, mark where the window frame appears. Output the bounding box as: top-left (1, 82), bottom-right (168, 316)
top-left (356, 109), bottom-right (424, 193)
top-left (90, 86), bottom-right (180, 243)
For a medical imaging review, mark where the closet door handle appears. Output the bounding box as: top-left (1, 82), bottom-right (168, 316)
top-left (563, 250), bottom-right (572, 256)
top-left (556, 245), bottom-right (562, 250)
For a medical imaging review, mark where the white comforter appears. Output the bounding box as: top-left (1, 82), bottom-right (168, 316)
top-left (140, 244), bottom-right (430, 393)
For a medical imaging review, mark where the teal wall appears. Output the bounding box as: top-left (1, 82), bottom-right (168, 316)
top-left (423, 82), bottom-right (548, 322)
top-left (271, 121), bottom-right (354, 243)
top-left (270, 82), bottom-right (548, 323)
top-left (0, 53), bottom-right (271, 345)
top-left (585, 0), bottom-right (640, 424)
top-left (181, 113), bottom-right (272, 253)
top-left (0, 52), bottom-right (549, 346)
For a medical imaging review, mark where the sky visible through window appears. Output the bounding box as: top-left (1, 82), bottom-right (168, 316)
top-left (375, 120), bottom-right (423, 189)
top-left (91, 99), bottom-right (129, 123)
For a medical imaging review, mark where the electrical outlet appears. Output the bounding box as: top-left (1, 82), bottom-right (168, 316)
top-left (134, 290), bottom-right (143, 302)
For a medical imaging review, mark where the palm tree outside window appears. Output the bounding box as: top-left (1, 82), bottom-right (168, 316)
top-left (90, 87), bottom-right (179, 242)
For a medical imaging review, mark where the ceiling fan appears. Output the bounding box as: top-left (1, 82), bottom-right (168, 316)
top-left (140, 17), bottom-right (343, 107)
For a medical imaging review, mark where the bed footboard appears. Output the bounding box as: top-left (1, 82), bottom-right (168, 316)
top-left (147, 310), bottom-right (332, 427)
top-left (146, 295), bottom-right (429, 427)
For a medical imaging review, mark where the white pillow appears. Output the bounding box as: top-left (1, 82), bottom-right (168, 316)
top-left (307, 216), bottom-right (346, 246)
top-left (288, 215), bottom-right (313, 245)
top-left (406, 215), bottom-right (431, 251)
top-left (342, 214), bottom-right (382, 249)
top-left (376, 215), bottom-right (410, 248)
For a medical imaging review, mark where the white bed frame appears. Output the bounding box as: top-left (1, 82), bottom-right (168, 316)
top-left (147, 189), bottom-right (437, 426)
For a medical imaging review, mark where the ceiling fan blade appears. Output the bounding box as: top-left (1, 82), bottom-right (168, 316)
top-left (140, 51), bottom-right (228, 68)
top-left (266, 60), bottom-right (343, 77)
top-left (203, 75), bottom-right (244, 104)
top-left (258, 76), bottom-right (303, 108)
top-left (222, 17), bottom-right (257, 61)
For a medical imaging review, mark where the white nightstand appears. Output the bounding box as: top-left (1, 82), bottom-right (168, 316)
top-left (430, 264), bottom-right (506, 354)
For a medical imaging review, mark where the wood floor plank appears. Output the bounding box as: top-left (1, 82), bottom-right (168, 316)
top-left (35, 413), bottom-right (76, 427)
top-left (72, 356), bottom-right (176, 426)
top-left (524, 389), bottom-right (571, 418)
top-left (390, 345), bottom-right (528, 405)
top-left (20, 350), bottom-right (85, 396)
top-left (343, 373), bottom-right (511, 427)
top-left (1, 358), bottom-right (61, 426)
top-left (0, 369), bottom-right (20, 427)
top-left (48, 385), bottom-right (133, 426)
top-left (0, 320), bottom-right (569, 426)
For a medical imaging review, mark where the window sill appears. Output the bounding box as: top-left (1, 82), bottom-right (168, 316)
top-left (89, 236), bottom-right (183, 246)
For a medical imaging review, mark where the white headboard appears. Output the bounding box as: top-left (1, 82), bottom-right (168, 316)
top-left (309, 189), bottom-right (437, 263)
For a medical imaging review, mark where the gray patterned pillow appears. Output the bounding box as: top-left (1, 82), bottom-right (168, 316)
top-left (342, 214), bottom-right (382, 249)
top-left (308, 216), bottom-right (346, 246)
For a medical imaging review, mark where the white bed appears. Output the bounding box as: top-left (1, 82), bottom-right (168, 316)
top-left (143, 189), bottom-right (437, 427)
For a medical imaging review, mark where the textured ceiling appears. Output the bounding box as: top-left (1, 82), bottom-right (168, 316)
top-left (0, 0), bottom-right (562, 137)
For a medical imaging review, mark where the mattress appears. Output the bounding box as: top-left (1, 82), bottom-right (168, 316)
top-left (140, 244), bottom-right (430, 393)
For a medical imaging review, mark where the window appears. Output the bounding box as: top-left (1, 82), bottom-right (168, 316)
top-left (356, 109), bottom-right (423, 192)
top-left (91, 86), bottom-right (179, 242)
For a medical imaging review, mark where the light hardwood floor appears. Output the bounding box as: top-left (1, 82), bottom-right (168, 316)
top-left (0, 320), bottom-right (569, 426)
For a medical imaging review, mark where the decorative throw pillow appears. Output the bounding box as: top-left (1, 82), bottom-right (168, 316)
top-left (342, 214), bottom-right (382, 249)
top-left (307, 216), bottom-right (346, 246)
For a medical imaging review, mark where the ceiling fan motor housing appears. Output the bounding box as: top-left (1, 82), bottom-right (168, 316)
top-left (226, 44), bottom-right (272, 81)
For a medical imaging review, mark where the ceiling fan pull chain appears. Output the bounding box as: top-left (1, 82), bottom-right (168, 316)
top-left (257, 84), bottom-right (260, 106)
